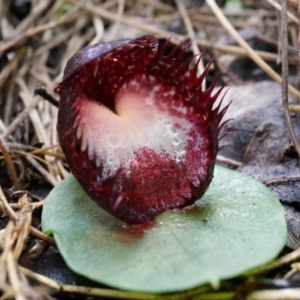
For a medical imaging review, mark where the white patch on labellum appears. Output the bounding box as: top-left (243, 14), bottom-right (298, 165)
top-left (77, 81), bottom-right (193, 177)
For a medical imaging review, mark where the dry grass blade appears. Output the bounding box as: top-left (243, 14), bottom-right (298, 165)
top-left (113, 0), bottom-right (125, 40)
top-left (7, 0), bottom-right (52, 37)
top-left (2, 97), bottom-right (41, 140)
top-left (66, 0), bottom-right (184, 42)
top-left (0, 187), bottom-right (55, 246)
top-left (0, 10), bottom-right (81, 54)
top-left (289, 104), bottom-right (300, 112)
top-left (174, 0), bottom-right (206, 89)
top-left (249, 289), bottom-right (300, 300)
top-left (216, 155), bottom-right (241, 167)
top-left (205, 0), bottom-right (300, 100)
top-left (0, 136), bottom-right (20, 190)
top-left (245, 246), bottom-right (300, 276)
top-left (266, 0), bottom-right (299, 24)
top-left (0, 191), bottom-right (50, 299)
top-left (20, 267), bottom-right (160, 300)
top-left (279, 0), bottom-right (300, 157)
top-left (25, 156), bottom-right (59, 187)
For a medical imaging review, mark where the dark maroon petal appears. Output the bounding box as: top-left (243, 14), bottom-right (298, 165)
top-left (56, 35), bottom-right (230, 224)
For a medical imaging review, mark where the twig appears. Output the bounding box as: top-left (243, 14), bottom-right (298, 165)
top-left (262, 175), bottom-right (300, 186)
top-left (249, 288), bottom-right (300, 300)
top-left (136, 0), bottom-right (175, 13)
top-left (17, 77), bottom-right (49, 145)
top-left (0, 186), bottom-right (55, 246)
top-left (28, 227), bottom-right (55, 246)
top-left (25, 156), bottom-right (59, 187)
top-left (205, 0), bottom-right (300, 100)
top-left (200, 44), bottom-right (297, 64)
top-left (7, 0), bottom-right (51, 37)
top-left (65, 0), bottom-right (298, 65)
top-left (266, 0), bottom-right (299, 24)
top-left (289, 104), bottom-right (300, 112)
top-left (34, 86), bottom-right (59, 108)
top-left (245, 247), bottom-right (300, 276)
top-left (174, 0), bottom-right (206, 90)
top-left (0, 136), bottom-right (20, 189)
top-left (6, 252), bottom-right (27, 300)
top-left (33, 18), bottom-right (88, 57)
top-left (216, 155), bottom-right (241, 168)
top-left (20, 266), bottom-right (215, 299)
top-left (89, 17), bottom-right (104, 45)
top-left (2, 96), bottom-right (41, 139)
top-left (66, 0), bottom-right (183, 41)
top-left (0, 198), bottom-right (49, 299)
top-left (113, 0), bottom-right (125, 40)
top-left (0, 11), bottom-right (81, 54)
top-left (4, 143), bottom-right (37, 152)
top-left (3, 47), bottom-right (27, 125)
top-left (280, 0), bottom-right (300, 157)
top-left (0, 186), bottom-right (18, 220)
top-left (21, 267), bottom-right (160, 299)
top-left (0, 50), bottom-right (20, 89)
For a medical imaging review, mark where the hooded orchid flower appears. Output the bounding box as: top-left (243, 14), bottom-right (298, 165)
top-left (55, 35), bottom-right (229, 224)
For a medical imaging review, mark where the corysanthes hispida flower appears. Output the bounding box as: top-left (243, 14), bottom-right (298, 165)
top-left (55, 35), bottom-right (230, 224)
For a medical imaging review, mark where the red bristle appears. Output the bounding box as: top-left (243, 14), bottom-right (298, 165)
top-left (155, 35), bottom-right (173, 58)
top-left (190, 53), bottom-right (204, 78)
top-left (173, 40), bottom-right (193, 62)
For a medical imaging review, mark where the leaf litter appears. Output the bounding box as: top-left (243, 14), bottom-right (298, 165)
top-left (0, 0), bottom-right (299, 299)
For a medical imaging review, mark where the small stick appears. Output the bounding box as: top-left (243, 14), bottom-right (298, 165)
top-left (34, 86), bottom-right (59, 108)
top-left (280, 0), bottom-right (300, 157)
top-left (245, 247), bottom-right (300, 276)
top-left (21, 267), bottom-right (159, 299)
top-left (262, 175), bottom-right (300, 186)
top-left (2, 96), bottom-right (40, 139)
top-left (205, 0), bottom-right (300, 100)
top-left (89, 17), bottom-right (104, 45)
top-left (0, 136), bottom-right (20, 189)
top-left (175, 0), bottom-right (206, 90)
top-left (216, 155), bottom-right (241, 168)
top-left (266, 0), bottom-right (299, 24)
top-left (113, 0), bottom-right (125, 40)
top-left (250, 288), bottom-right (300, 300)
top-left (7, 0), bottom-right (51, 37)
top-left (289, 104), bottom-right (300, 112)
top-left (65, 0), bottom-right (298, 64)
top-left (0, 186), bottom-right (56, 246)
top-left (0, 11), bottom-right (81, 54)
top-left (26, 156), bottom-right (59, 187)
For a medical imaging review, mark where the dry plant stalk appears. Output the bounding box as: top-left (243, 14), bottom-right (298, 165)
top-left (279, 0), bottom-right (300, 158)
top-left (0, 136), bottom-right (20, 190)
top-left (0, 195), bottom-right (49, 299)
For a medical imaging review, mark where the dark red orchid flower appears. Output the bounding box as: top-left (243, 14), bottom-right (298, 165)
top-left (55, 35), bottom-right (230, 224)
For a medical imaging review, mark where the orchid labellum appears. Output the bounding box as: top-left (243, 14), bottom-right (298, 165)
top-left (55, 35), bottom-right (229, 224)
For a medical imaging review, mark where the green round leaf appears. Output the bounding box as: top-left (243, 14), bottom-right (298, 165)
top-left (42, 166), bottom-right (286, 293)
